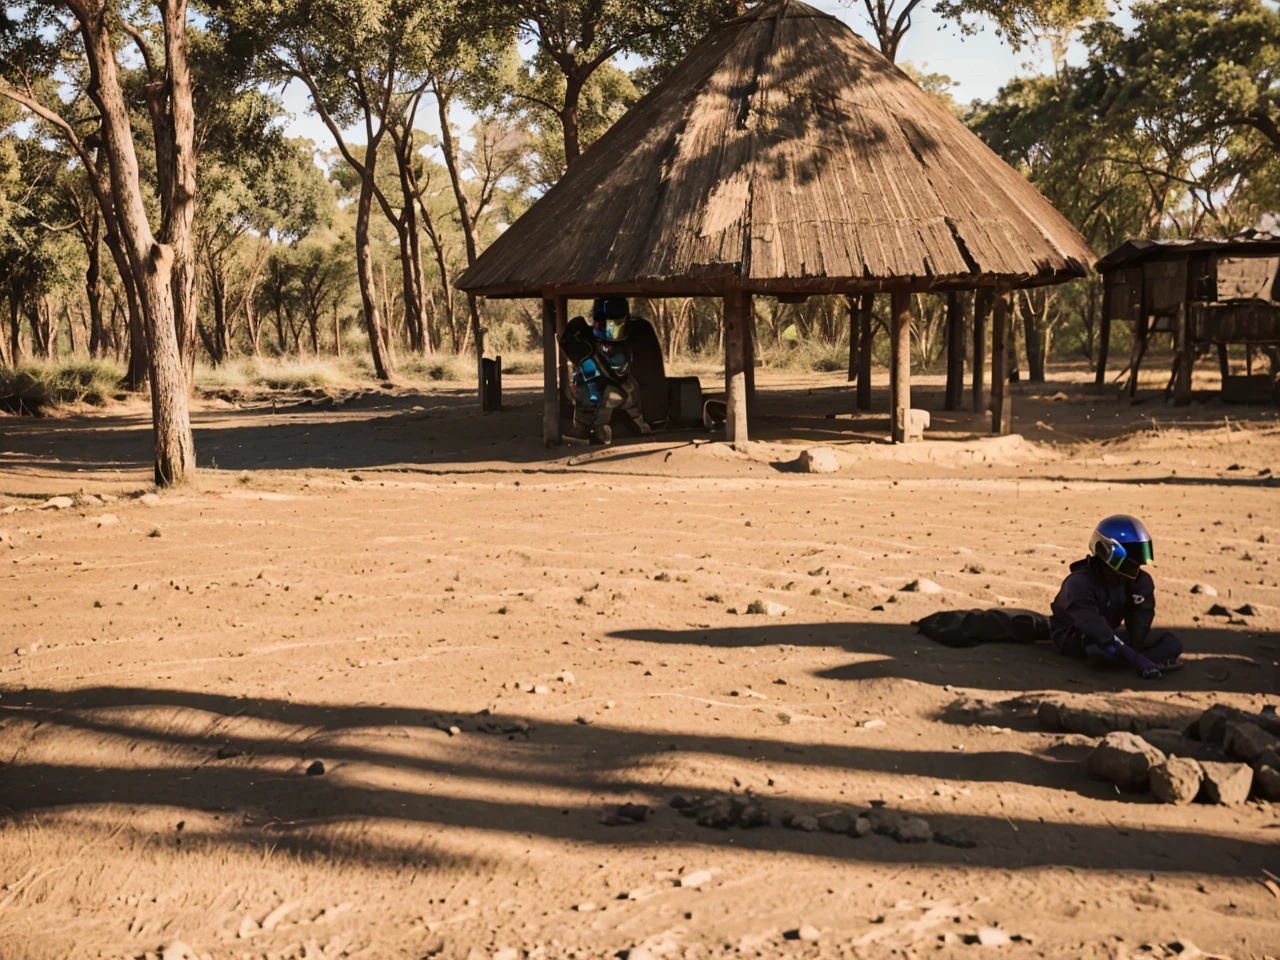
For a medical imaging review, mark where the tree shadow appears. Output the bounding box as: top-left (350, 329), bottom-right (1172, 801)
top-left (607, 622), bottom-right (1280, 698)
top-left (1, 684), bottom-right (1273, 879)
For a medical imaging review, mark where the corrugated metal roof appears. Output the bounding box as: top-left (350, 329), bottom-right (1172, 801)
top-left (1096, 233), bottom-right (1280, 271)
top-left (458, 0), bottom-right (1093, 298)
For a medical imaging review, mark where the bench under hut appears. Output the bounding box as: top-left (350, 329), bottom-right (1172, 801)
top-left (457, 0), bottom-right (1093, 445)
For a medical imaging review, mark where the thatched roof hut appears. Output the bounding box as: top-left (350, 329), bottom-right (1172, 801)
top-left (458, 0), bottom-right (1093, 444)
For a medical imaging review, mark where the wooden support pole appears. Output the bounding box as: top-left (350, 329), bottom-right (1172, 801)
top-left (1218, 342), bottom-right (1230, 384)
top-left (972, 288), bottom-right (988, 414)
top-left (541, 297), bottom-right (560, 446)
top-left (856, 293), bottom-right (873, 411)
top-left (555, 296), bottom-right (569, 404)
top-left (744, 301), bottom-right (756, 411)
top-left (1095, 276), bottom-right (1112, 387)
top-left (990, 288), bottom-right (1009, 434)
top-left (724, 288), bottom-right (750, 446)
top-left (944, 291), bottom-right (963, 410)
top-left (890, 289), bottom-right (911, 443)
top-left (1174, 306), bottom-right (1193, 406)
top-left (1126, 315), bottom-right (1149, 397)
top-left (847, 295), bottom-right (857, 383)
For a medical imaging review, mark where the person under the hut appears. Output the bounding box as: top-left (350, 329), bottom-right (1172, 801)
top-left (559, 297), bottom-right (651, 445)
top-left (1050, 515), bottom-right (1183, 680)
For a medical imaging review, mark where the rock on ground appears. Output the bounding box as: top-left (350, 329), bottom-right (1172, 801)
top-left (901, 578), bottom-right (942, 594)
top-left (1087, 732), bottom-right (1165, 792)
top-left (1254, 765), bottom-right (1280, 802)
top-left (1224, 722), bottom-right (1279, 763)
top-left (1190, 583), bottom-right (1218, 596)
top-left (1141, 729), bottom-right (1225, 764)
top-left (1150, 757), bottom-right (1202, 805)
top-left (893, 817), bottom-right (933, 843)
top-left (1197, 761), bottom-right (1253, 806)
top-left (796, 447), bottom-right (839, 473)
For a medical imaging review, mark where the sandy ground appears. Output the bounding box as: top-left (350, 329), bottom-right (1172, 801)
top-left (1, 366), bottom-right (1278, 960)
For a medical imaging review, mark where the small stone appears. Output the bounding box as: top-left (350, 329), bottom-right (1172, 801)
top-left (1198, 760), bottom-right (1253, 806)
top-left (893, 817), bottom-right (932, 844)
top-left (39, 496), bottom-right (74, 510)
top-left (238, 915), bottom-right (260, 939)
top-left (1150, 757), bottom-right (1203, 805)
top-left (816, 810), bottom-right (854, 834)
top-left (693, 796), bottom-right (735, 829)
top-left (1036, 701), bottom-right (1064, 732)
top-left (1253, 765), bottom-right (1280, 801)
top-left (796, 446), bottom-right (839, 473)
top-left (139, 493), bottom-right (162, 506)
top-left (851, 816), bottom-right (872, 838)
top-left (160, 940), bottom-right (197, 960)
top-left (787, 814), bottom-right (820, 832)
top-left (678, 870), bottom-right (713, 888)
top-left (533, 685), bottom-right (550, 695)
top-left (574, 903), bottom-right (596, 912)
top-left (615, 803), bottom-right (650, 823)
top-left (1190, 583), bottom-right (1218, 596)
top-left (732, 798), bottom-right (771, 829)
top-left (556, 670), bottom-right (576, 684)
top-left (746, 599), bottom-right (789, 616)
top-left (975, 927), bottom-right (1011, 947)
top-left (1225, 722), bottom-right (1279, 763)
top-left (901, 578), bottom-right (942, 594)
top-left (305, 760), bottom-right (325, 776)
top-left (783, 924), bottom-right (821, 942)
top-left (1256, 747), bottom-right (1280, 772)
top-left (1087, 731), bottom-right (1165, 792)
top-left (862, 718), bottom-right (886, 729)
top-left (1198, 705), bottom-right (1243, 744)
top-left (447, 725), bottom-right (461, 737)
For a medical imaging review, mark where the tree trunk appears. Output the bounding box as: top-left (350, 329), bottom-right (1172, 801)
top-left (356, 166), bottom-right (394, 379)
top-left (7, 291), bottom-right (21, 365)
top-left (436, 84), bottom-right (484, 395)
top-left (157, 0), bottom-right (199, 385)
top-left (0, 296), bottom-right (11, 366)
top-left (1021, 290), bottom-right (1045, 382)
top-left (560, 70), bottom-right (583, 168)
top-left (81, 2), bottom-right (194, 485)
top-left (86, 212), bottom-right (105, 358)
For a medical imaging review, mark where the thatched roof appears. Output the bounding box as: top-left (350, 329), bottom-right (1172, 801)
top-left (458, 0), bottom-right (1093, 299)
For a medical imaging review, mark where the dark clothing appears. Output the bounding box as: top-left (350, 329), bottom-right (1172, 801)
top-left (1050, 556), bottom-right (1181, 663)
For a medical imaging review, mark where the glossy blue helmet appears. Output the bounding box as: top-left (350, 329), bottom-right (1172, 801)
top-left (1089, 514), bottom-right (1153, 580)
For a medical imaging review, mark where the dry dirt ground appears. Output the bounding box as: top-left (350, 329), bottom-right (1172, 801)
top-left (1, 366), bottom-right (1278, 960)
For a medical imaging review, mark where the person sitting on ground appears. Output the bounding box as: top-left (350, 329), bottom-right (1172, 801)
top-left (559, 297), bottom-right (650, 446)
top-left (1049, 514), bottom-right (1183, 680)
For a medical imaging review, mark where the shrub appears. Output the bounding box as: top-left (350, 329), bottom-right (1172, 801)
top-left (0, 359), bottom-right (124, 414)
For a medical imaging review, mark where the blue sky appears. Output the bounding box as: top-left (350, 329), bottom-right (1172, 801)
top-left (278, 1), bottom-right (1126, 153)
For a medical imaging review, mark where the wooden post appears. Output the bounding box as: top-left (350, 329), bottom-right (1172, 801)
top-left (1126, 315), bottom-right (1149, 397)
top-left (1218, 342), bottom-right (1230, 384)
top-left (944, 291), bottom-right (963, 410)
top-left (1095, 275), bottom-right (1112, 387)
top-left (1174, 305), bottom-right (1193, 406)
top-left (847, 295), bottom-right (857, 383)
top-left (744, 301), bottom-right (756, 411)
top-left (856, 293), bottom-right (873, 411)
top-left (972, 288), bottom-right (988, 414)
top-left (890, 290), bottom-right (911, 443)
top-left (724, 288), bottom-right (750, 446)
top-left (541, 297), bottom-right (560, 445)
top-left (554, 296), bottom-right (569, 404)
top-left (991, 288), bottom-right (1009, 434)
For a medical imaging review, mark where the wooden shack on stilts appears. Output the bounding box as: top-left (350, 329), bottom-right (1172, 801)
top-left (458, 0), bottom-right (1093, 446)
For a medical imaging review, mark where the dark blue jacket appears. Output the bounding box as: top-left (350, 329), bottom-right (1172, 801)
top-left (1050, 557), bottom-right (1156, 653)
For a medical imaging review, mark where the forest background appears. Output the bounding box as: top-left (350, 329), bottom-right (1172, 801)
top-left (2, 0), bottom-right (1278, 463)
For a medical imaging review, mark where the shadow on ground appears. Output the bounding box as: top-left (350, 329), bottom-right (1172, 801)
top-left (0, 678), bottom-right (1274, 879)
